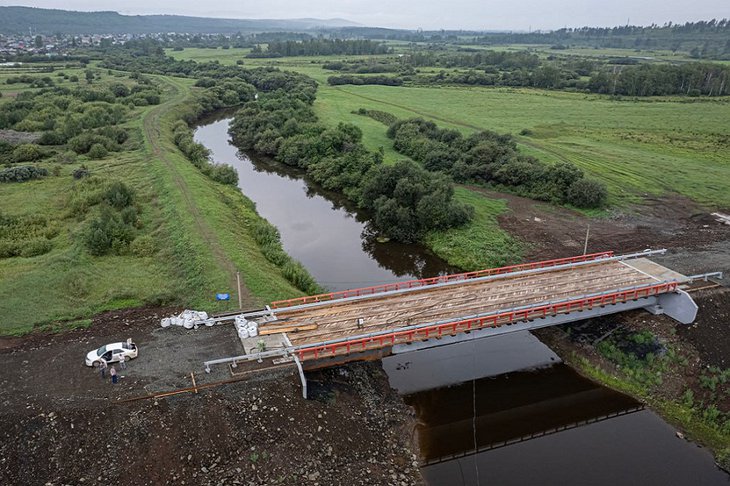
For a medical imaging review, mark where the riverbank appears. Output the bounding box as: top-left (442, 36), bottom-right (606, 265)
top-left (195, 112), bottom-right (729, 480)
top-left (535, 286), bottom-right (730, 471)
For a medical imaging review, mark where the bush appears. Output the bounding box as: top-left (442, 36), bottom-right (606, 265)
top-left (0, 241), bottom-right (17, 258)
top-left (566, 178), bottom-right (608, 208)
top-left (83, 207), bottom-right (134, 256)
top-left (12, 144), bottom-right (43, 163)
top-left (87, 143), bottom-right (108, 159)
top-left (208, 164), bottom-right (239, 185)
top-left (327, 75), bottom-right (403, 86)
top-left (194, 78), bottom-right (216, 88)
top-left (282, 261), bottom-right (319, 294)
top-left (0, 165), bottom-right (48, 183)
top-left (38, 131), bottom-right (67, 145)
top-left (120, 206), bottom-right (139, 227)
top-left (103, 181), bottom-right (134, 209)
top-left (19, 238), bottom-right (52, 257)
top-left (354, 108), bottom-right (398, 126)
top-left (72, 166), bottom-right (90, 179)
top-left (68, 133), bottom-right (117, 154)
top-left (130, 234), bottom-right (157, 257)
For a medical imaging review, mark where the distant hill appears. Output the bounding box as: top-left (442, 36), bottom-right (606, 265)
top-left (0, 6), bottom-right (361, 35)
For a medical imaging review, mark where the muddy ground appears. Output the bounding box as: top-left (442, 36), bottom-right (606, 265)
top-left (536, 286), bottom-right (730, 449)
top-left (2, 191), bottom-right (729, 485)
top-left (475, 187), bottom-right (730, 276)
top-left (0, 128), bottom-right (41, 144)
top-left (0, 308), bottom-right (422, 486)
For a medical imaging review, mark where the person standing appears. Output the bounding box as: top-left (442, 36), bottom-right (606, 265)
top-left (110, 365), bottom-right (118, 384)
top-left (99, 359), bottom-right (107, 379)
top-left (118, 355), bottom-right (127, 370)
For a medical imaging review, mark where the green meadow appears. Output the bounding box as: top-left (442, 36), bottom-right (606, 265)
top-left (0, 68), bottom-right (303, 334)
top-left (170, 47), bottom-right (730, 208)
top-left (314, 85), bottom-right (730, 206)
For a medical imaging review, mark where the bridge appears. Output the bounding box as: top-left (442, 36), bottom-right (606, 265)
top-left (173, 249), bottom-right (721, 398)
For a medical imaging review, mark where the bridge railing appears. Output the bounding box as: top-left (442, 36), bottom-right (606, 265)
top-left (295, 280), bottom-right (677, 361)
top-left (271, 251), bottom-right (615, 309)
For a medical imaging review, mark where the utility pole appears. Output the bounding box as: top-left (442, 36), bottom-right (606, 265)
top-left (583, 224), bottom-right (591, 255)
top-left (236, 271), bottom-right (243, 310)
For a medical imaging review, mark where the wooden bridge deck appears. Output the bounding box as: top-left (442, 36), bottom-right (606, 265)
top-left (274, 259), bottom-right (662, 348)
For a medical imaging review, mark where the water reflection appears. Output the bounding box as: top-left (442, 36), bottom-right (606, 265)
top-left (194, 117), bottom-right (458, 290)
top-left (384, 335), bottom-right (729, 486)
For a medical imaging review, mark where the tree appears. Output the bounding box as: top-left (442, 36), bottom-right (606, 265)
top-left (87, 143), bottom-right (108, 160)
top-left (34, 35), bottom-right (43, 49)
top-left (12, 144), bottom-right (43, 163)
top-left (567, 178), bottom-right (608, 208)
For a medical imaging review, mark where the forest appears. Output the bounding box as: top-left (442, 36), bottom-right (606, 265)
top-left (246, 39), bottom-right (390, 58)
top-left (473, 20), bottom-right (730, 59)
top-left (322, 51), bottom-right (730, 96)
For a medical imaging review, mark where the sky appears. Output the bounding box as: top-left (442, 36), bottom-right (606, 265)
top-left (0, 0), bottom-right (728, 30)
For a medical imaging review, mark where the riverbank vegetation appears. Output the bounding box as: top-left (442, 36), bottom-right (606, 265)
top-left (388, 117), bottom-right (607, 208)
top-left (537, 288), bottom-right (730, 472)
top-left (227, 71), bottom-right (474, 243)
top-left (0, 63), bottom-right (312, 334)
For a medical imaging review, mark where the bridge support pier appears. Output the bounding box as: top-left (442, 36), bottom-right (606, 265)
top-left (643, 289), bottom-right (698, 324)
top-left (283, 333), bottom-right (307, 399)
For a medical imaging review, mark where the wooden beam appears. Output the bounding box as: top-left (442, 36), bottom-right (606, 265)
top-left (259, 323), bottom-right (318, 335)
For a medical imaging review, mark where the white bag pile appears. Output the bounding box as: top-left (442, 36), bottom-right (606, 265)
top-left (235, 315), bottom-right (259, 339)
top-left (160, 310), bottom-right (214, 329)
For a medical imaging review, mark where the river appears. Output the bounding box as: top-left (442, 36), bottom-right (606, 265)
top-left (195, 115), bottom-right (729, 485)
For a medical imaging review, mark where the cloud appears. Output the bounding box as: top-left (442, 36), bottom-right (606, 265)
top-left (1, 0), bottom-right (727, 30)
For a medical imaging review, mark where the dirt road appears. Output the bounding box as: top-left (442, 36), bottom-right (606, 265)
top-left (0, 309), bottom-right (422, 485)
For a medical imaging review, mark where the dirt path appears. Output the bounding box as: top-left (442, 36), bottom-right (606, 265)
top-left (143, 76), bottom-right (252, 305)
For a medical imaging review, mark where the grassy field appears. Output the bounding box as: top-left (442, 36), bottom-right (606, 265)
top-left (313, 84), bottom-right (730, 207)
top-left (167, 47), bottom-right (730, 271)
top-left (171, 47), bottom-right (730, 208)
top-left (0, 67), bottom-right (304, 334)
top-left (0, 63), bottom-right (93, 101)
top-left (425, 187), bottom-right (522, 269)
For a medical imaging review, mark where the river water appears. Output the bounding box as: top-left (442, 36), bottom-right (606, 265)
top-left (195, 116), bottom-right (729, 485)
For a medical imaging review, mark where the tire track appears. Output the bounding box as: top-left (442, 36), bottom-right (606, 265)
top-left (333, 86), bottom-right (573, 164)
top-left (143, 76), bottom-right (253, 306)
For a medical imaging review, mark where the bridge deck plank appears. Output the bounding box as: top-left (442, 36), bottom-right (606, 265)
top-left (276, 261), bottom-right (657, 347)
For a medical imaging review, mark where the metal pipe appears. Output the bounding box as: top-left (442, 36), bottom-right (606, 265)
top-left (685, 272), bottom-right (723, 281)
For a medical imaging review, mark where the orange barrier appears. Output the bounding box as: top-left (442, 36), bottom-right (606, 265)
top-left (295, 281), bottom-right (677, 361)
top-left (271, 251), bottom-right (615, 309)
